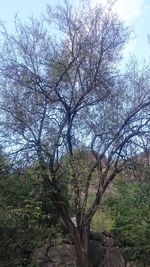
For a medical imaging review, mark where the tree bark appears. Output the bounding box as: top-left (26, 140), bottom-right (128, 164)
top-left (59, 208), bottom-right (92, 267)
top-left (53, 196), bottom-right (92, 267)
top-left (68, 217), bottom-right (92, 267)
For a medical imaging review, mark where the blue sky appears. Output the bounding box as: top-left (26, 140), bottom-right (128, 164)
top-left (115, 0), bottom-right (150, 62)
top-left (0, 0), bottom-right (149, 63)
top-left (0, 0), bottom-right (50, 24)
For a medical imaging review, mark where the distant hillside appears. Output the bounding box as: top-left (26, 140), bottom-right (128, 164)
top-left (123, 149), bottom-right (150, 182)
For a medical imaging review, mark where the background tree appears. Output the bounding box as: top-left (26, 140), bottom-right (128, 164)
top-left (0, 1), bottom-right (150, 266)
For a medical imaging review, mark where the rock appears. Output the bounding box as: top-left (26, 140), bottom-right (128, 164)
top-left (89, 239), bottom-right (104, 266)
top-left (126, 262), bottom-right (150, 267)
top-left (32, 241), bottom-right (78, 267)
top-left (100, 247), bottom-right (125, 267)
top-left (31, 231), bottom-right (128, 267)
top-left (90, 231), bottom-right (104, 244)
top-left (102, 231), bottom-right (120, 247)
top-left (48, 243), bottom-right (78, 267)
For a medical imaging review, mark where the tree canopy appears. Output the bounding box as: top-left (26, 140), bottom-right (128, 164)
top-left (0, 1), bottom-right (150, 266)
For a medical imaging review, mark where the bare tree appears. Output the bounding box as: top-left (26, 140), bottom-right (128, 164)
top-left (0, 1), bottom-right (149, 266)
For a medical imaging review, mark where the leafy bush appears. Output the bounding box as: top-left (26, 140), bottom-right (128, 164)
top-left (0, 164), bottom-right (57, 266)
top-left (91, 211), bottom-right (114, 232)
top-left (106, 179), bottom-right (150, 263)
top-left (87, 192), bottom-right (114, 232)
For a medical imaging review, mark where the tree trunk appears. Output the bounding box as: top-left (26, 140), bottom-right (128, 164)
top-left (79, 253), bottom-right (92, 267)
top-left (38, 160), bottom-right (92, 267)
top-left (69, 219), bottom-right (92, 267)
top-left (49, 194), bottom-right (92, 266)
top-left (72, 237), bottom-right (92, 267)
top-left (53, 197), bottom-right (92, 266)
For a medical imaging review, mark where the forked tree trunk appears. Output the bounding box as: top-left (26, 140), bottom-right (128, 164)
top-left (71, 232), bottom-right (92, 267)
top-left (68, 219), bottom-right (92, 267)
top-left (39, 163), bottom-right (92, 267)
top-left (55, 199), bottom-right (92, 266)
top-left (51, 195), bottom-right (92, 267)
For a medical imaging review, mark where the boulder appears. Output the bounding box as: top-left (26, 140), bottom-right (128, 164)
top-left (32, 231), bottom-right (126, 267)
top-left (89, 239), bottom-right (104, 266)
top-left (47, 243), bottom-right (78, 267)
top-left (100, 247), bottom-right (125, 267)
top-left (127, 262), bottom-right (150, 267)
top-left (90, 231), bottom-right (104, 244)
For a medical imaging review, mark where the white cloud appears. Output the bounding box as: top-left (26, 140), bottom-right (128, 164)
top-left (114, 0), bottom-right (144, 22)
top-left (91, 0), bottom-right (144, 22)
top-left (91, 0), bottom-right (145, 59)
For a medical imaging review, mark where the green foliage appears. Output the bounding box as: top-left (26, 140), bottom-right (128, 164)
top-left (105, 179), bottom-right (150, 263)
top-left (60, 150), bottom-right (98, 215)
top-left (0, 160), bottom-right (57, 266)
top-left (87, 192), bottom-right (95, 210)
top-left (87, 192), bottom-right (114, 232)
top-left (91, 211), bottom-right (114, 232)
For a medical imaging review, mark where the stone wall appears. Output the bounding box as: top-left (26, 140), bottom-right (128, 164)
top-left (32, 231), bottom-right (126, 267)
top-left (127, 262), bottom-right (150, 267)
top-left (32, 230), bottom-right (150, 267)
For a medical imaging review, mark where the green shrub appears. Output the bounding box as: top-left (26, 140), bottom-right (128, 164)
top-left (86, 192), bottom-right (114, 232)
top-left (91, 211), bottom-right (114, 232)
top-left (105, 179), bottom-right (150, 263)
top-left (0, 166), bottom-right (56, 266)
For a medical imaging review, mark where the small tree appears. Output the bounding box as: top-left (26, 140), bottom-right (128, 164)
top-left (0, 1), bottom-right (150, 266)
